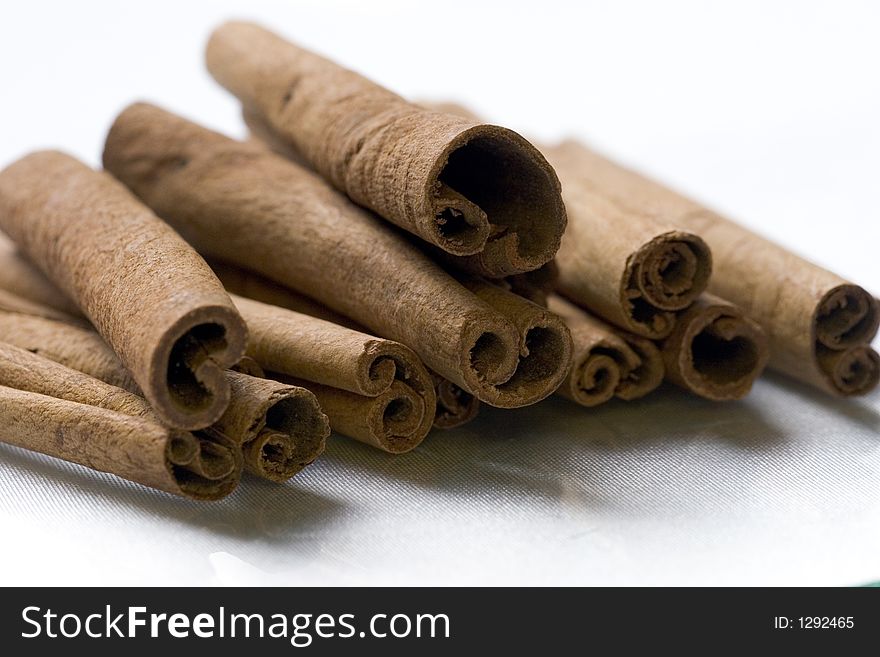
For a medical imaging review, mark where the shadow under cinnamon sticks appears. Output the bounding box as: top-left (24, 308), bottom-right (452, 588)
top-left (317, 390), bottom-right (789, 498)
top-left (0, 442), bottom-right (345, 543)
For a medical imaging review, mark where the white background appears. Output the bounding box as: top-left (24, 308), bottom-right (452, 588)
top-left (0, 0), bottom-right (878, 585)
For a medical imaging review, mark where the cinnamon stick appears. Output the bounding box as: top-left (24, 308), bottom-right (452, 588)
top-left (206, 21), bottom-right (566, 277)
top-left (0, 151), bottom-right (248, 429)
top-left (550, 155), bottom-right (713, 339)
top-left (548, 295), bottom-right (664, 406)
top-left (546, 139), bottom-right (880, 396)
top-left (103, 102), bottom-right (568, 408)
top-left (0, 342), bottom-right (240, 499)
top-left (661, 294), bottom-right (770, 401)
top-left (232, 294), bottom-right (435, 453)
top-left (0, 309), bottom-right (327, 481)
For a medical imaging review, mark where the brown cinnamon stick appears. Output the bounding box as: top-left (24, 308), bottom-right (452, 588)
top-left (549, 154), bottom-right (713, 339)
top-left (548, 295), bottom-right (664, 406)
top-left (0, 309), bottom-right (326, 481)
top-left (231, 294), bottom-right (435, 453)
top-left (0, 342), bottom-right (240, 499)
top-left (661, 294), bottom-right (770, 400)
top-left (220, 371), bottom-right (329, 481)
top-left (547, 139), bottom-right (880, 396)
top-left (0, 151), bottom-right (248, 429)
top-left (206, 21), bottom-right (566, 277)
top-left (103, 102), bottom-right (567, 408)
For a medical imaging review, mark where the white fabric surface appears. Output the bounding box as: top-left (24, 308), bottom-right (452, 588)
top-left (1, 0), bottom-right (878, 586)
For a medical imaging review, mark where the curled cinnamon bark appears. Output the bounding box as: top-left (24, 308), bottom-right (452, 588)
top-left (546, 139), bottom-right (879, 396)
top-left (206, 21), bottom-right (566, 277)
top-left (0, 342), bottom-right (240, 499)
top-left (0, 151), bottom-right (248, 429)
top-left (103, 103), bottom-right (567, 408)
top-left (548, 295), bottom-right (663, 406)
top-left (661, 295), bottom-right (769, 400)
top-left (548, 155), bottom-right (712, 339)
top-left (220, 371), bottom-right (329, 481)
top-left (231, 295), bottom-right (435, 453)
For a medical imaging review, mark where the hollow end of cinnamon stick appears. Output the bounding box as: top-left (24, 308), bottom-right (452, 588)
top-left (460, 283), bottom-right (573, 408)
top-left (663, 297), bottom-right (769, 401)
top-left (242, 390), bottom-right (329, 482)
top-left (154, 304), bottom-right (249, 430)
top-left (169, 429), bottom-right (242, 500)
top-left (817, 345), bottom-right (880, 396)
top-left (431, 372), bottom-right (480, 429)
top-left (427, 124), bottom-right (566, 274)
top-left (814, 284), bottom-right (880, 350)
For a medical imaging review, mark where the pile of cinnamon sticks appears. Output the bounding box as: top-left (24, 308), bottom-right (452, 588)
top-left (0, 21), bottom-right (876, 500)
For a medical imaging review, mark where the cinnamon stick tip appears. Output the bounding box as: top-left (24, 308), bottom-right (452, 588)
top-left (429, 123), bottom-right (567, 274)
top-left (815, 284), bottom-right (880, 350)
top-left (152, 303), bottom-right (249, 430)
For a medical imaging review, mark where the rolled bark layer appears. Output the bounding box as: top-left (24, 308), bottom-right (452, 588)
top-left (549, 295), bottom-right (663, 406)
top-left (103, 102), bottom-right (564, 408)
top-left (547, 150), bottom-right (712, 338)
top-left (548, 139), bottom-right (880, 396)
top-left (206, 21), bottom-right (566, 277)
top-left (231, 295), bottom-right (435, 453)
top-left (661, 294), bottom-right (769, 401)
top-left (0, 151), bottom-right (248, 429)
top-left (220, 371), bottom-right (329, 481)
top-left (0, 344), bottom-right (240, 499)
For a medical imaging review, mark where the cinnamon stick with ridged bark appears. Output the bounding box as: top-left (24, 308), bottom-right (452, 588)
top-left (0, 342), bottom-right (240, 499)
top-left (548, 151), bottom-right (713, 339)
top-left (212, 260), bottom-right (481, 430)
top-left (232, 294), bottom-right (436, 453)
top-left (547, 139), bottom-right (880, 396)
top-left (661, 294), bottom-right (770, 400)
top-left (0, 309), bottom-right (326, 481)
top-left (0, 151), bottom-right (248, 429)
top-left (548, 295), bottom-right (664, 406)
top-left (206, 21), bottom-right (566, 277)
top-left (103, 102), bottom-right (568, 408)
